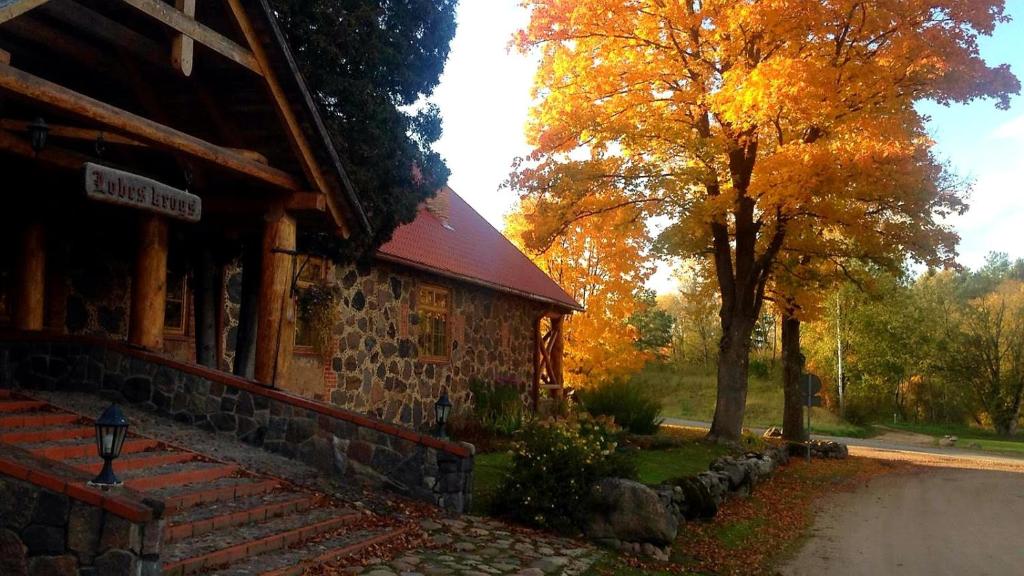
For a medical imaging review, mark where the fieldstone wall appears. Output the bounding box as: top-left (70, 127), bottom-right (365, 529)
top-left (0, 337), bottom-right (475, 514)
top-left (0, 452), bottom-right (161, 576)
top-left (284, 260), bottom-right (546, 430)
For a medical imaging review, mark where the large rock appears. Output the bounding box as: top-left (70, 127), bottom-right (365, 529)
top-left (0, 528), bottom-right (28, 576)
top-left (585, 478), bottom-right (679, 546)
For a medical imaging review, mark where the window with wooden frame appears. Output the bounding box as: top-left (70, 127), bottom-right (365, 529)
top-left (293, 256), bottom-right (329, 351)
top-left (418, 284), bottom-right (450, 361)
top-left (164, 264), bottom-right (189, 336)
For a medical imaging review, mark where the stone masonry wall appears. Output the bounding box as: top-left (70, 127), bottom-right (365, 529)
top-left (0, 338), bottom-right (475, 513)
top-left (289, 260), bottom-right (546, 430)
top-left (0, 448), bottom-right (161, 576)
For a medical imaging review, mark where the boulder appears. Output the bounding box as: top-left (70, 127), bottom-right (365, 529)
top-left (585, 478), bottom-right (679, 546)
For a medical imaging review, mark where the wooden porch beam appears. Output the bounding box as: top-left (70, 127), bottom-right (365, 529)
top-left (225, 0), bottom-right (348, 237)
top-left (0, 0), bottom-right (50, 24)
top-left (128, 215), bottom-right (168, 350)
top-left (41, 0), bottom-right (165, 68)
top-left (118, 0), bottom-right (261, 75)
top-left (1, 119), bottom-right (146, 146)
top-left (0, 128), bottom-right (88, 171)
top-left (14, 222), bottom-right (46, 331)
top-left (0, 62), bottom-right (302, 190)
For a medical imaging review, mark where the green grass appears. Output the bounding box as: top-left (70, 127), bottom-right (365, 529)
top-left (634, 362), bottom-right (872, 438)
top-left (634, 443), bottom-right (733, 485)
top-left (884, 421), bottom-right (1024, 455)
top-left (714, 517), bottom-right (766, 550)
top-left (471, 433), bottom-right (736, 514)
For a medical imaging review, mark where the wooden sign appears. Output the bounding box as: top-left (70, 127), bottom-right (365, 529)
top-left (83, 163), bottom-right (201, 222)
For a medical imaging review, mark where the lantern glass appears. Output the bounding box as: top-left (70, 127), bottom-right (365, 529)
top-left (94, 404), bottom-right (128, 459)
top-left (28, 117), bottom-right (48, 153)
top-left (434, 392), bottom-right (452, 440)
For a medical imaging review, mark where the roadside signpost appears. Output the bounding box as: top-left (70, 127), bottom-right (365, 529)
top-left (803, 373), bottom-right (822, 462)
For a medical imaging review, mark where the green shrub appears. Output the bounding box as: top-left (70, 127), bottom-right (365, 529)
top-left (469, 376), bottom-right (527, 436)
top-left (578, 378), bottom-right (663, 435)
top-left (492, 415), bottom-right (636, 532)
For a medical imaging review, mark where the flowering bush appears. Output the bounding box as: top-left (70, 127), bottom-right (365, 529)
top-left (492, 414), bottom-right (636, 532)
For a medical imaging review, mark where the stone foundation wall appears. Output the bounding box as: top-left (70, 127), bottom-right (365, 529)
top-left (0, 447), bottom-right (161, 576)
top-left (0, 336), bottom-right (475, 513)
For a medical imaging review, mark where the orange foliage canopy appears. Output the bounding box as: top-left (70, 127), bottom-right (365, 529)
top-left (511, 0), bottom-right (1019, 439)
top-left (506, 193), bottom-right (655, 386)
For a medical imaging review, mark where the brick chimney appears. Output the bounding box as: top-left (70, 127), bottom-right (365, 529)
top-left (425, 186), bottom-right (452, 229)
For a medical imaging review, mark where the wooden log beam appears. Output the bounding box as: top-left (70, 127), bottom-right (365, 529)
top-left (128, 214), bottom-right (169, 350)
top-left (171, 0), bottom-right (196, 76)
top-left (118, 0), bottom-right (260, 75)
top-left (1, 119), bottom-right (145, 146)
top-left (0, 0), bottom-right (50, 24)
top-left (0, 128), bottom-right (89, 170)
top-left (225, 0), bottom-right (349, 237)
top-left (14, 222), bottom-right (46, 331)
top-left (254, 208), bottom-right (296, 386)
top-left (0, 62), bottom-right (301, 190)
top-left (40, 0), bottom-right (164, 68)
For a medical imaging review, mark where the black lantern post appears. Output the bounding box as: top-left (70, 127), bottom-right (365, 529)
top-left (27, 117), bottom-right (48, 153)
top-left (434, 391), bottom-right (452, 440)
top-left (89, 404), bottom-right (128, 487)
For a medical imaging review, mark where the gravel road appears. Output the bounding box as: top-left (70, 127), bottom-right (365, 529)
top-left (778, 450), bottom-right (1024, 576)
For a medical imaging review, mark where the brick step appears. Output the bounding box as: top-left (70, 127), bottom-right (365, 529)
top-left (0, 413), bottom-right (80, 428)
top-left (30, 438), bottom-right (161, 460)
top-left (0, 425), bottom-right (93, 444)
top-left (158, 477), bottom-right (282, 515)
top-left (72, 451), bottom-right (196, 475)
top-left (164, 492), bottom-right (317, 543)
top-left (124, 462), bottom-right (239, 491)
top-left (208, 526), bottom-right (409, 576)
top-left (161, 506), bottom-right (361, 575)
top-left (0, 400), bottom-right (48, 413)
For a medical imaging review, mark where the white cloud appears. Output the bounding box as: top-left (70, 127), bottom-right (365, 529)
top-left (990, 114), bottom-right (1024, 141)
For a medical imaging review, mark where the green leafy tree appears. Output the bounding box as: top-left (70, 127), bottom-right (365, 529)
top-left (271, 0), bottom-right (457, 254)
top-left (628, 289), bottom-right (675, 355)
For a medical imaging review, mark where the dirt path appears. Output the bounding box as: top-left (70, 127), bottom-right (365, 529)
top-left (779, 456), bottom-right (1024, 576)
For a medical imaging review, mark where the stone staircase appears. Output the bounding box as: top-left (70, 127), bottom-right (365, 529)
top-left (0, 389), bottom-right (411, 575)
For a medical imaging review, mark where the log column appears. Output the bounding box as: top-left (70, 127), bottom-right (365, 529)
top-left (254, 210), bottom-right (296, 386)
top-left (128, 215), bottom-right (169, 349)
top-left (14, 222), bottom-right (46, 330)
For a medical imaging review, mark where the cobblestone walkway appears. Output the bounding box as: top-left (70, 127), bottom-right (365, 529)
top-left (354, 516), bottom-right (600, 576)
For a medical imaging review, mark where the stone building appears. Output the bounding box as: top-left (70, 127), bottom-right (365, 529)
top-left (0, 2), bottom-right (578, 572)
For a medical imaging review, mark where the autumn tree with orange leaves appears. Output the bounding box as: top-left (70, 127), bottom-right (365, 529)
top-left (506, 192), bottom-right (656, 387)
top-left (511, 0), bottom-right (1019, 440)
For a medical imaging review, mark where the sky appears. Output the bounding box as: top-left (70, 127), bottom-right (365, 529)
top-left (430, 0), bottom-right (1024, 294)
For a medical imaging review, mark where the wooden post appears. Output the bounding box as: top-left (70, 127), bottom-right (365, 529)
top-left (233, 234), bottom-right (261, 379)
top-left (128, 214), bottom-right (168, 349)
top-left (550, 314), bottom-right (565, 397)
top-left (254, 210), bottom-right (295, 386)
top-left (193, 240), bottom-right (220, 367)
top-left (532, 315), bottom-right (542, 410)
top-left (14, 222), bottom-right (46, 330)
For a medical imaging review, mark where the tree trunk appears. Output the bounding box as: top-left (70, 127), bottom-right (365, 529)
top-left (709, 320), bottom-right (755, 441)
top-left (233, 236), bottom-right (261, 379)
top-left (781, 312), bottom-right (805, 441)
top-left (193, 242), bottom-right (221, 368)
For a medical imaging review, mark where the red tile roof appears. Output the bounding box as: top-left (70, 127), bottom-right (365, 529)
top-left (376, 187), bottom-right (582, 311)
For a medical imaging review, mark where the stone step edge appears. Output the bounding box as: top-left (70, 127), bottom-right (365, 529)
top-left (75, 451), bottom-right (196, 475)
top-left (126, 464), bottom-right (239, 491)
top-left (32, 438), bottom-right (161, 460)
top-left (163, 494), bottom-right (317, 543)
top-left (0, 400), bottom-right (49, 413)
top-left (0, 413), bottom-right (80, 428)
top-left (161, 512), bottom-right (363, 576)
top-left (0, 426), bottom-right (94, 444)
top-left (259, 524), bottom-right (413, 576)
top-left (163, 479), bottom-right (282, 515)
